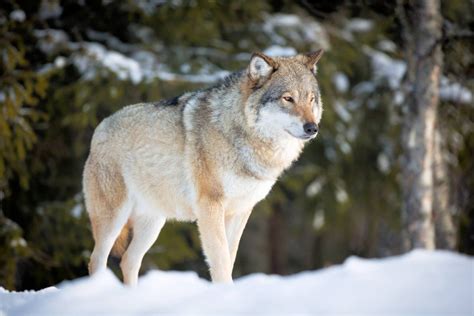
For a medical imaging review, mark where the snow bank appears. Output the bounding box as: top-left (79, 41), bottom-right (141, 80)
top-left (0, 286), bottom-right (57, 315)
top-left (1, 250), bottom-right (472, 315)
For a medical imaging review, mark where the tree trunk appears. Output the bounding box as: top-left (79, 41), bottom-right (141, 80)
top-left (432, 129), bottom-right (457, 249)
top-left (398, 0), bottom-right (443, 250)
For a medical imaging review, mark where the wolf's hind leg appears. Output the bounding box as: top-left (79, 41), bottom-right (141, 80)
top-left (88, 201), bottom-right (132, 275)
top-left (120, 213), bottom-right (166, 286)
top-left (85, 159), bottom-right (131, 275)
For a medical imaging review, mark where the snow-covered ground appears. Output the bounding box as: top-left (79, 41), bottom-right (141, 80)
top-left (1, 250), bottom-right (472, 315)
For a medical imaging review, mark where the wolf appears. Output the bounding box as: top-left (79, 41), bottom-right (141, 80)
top-left (83, 50), bottom-right (324, 285)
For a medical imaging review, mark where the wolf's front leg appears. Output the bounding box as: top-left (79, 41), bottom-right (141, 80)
top-left (197, 203), bottom-right (233, 283)
top-left (225, 211), bottom-right (252, 268)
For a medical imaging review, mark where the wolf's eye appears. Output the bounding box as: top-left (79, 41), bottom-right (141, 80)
top-left (310, 96), bottom-right (315, 102)
top-left (283, 96), bottom-right (294, 103)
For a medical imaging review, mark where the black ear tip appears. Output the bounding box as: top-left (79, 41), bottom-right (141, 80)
top-left (310, 49), bottom-right (324, 57)
top-left (305, 49), bottom-right (324, 65)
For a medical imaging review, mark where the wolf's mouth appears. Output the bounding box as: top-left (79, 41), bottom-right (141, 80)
top-left (285, 129), bottom-right (314, 140)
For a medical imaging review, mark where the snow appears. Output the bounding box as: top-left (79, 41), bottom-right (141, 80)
top-left (346, 18), bottom-right (374, 32)
top-left (71, 205), bottom-right (83, 218)
top-left (155, 68), bottom-right (230, 84)
top-left (54, 56), bottom-right (67, 68)
top-left (377, 152), bottom-right (390, 173)
top-left (9, 237), bottom-right (27, 248)
top-left (135, 0), bottom-right (167, 15)
top-left (312, 211), bottom-right (325, 230)
top-left (394, 90), bottom-right (405, 105)
top-left (306, 178), bottom-right (324, 197)
top-left (337, 136), bottom-right (352, 155)
top-left (2, 250), bottom-right (471, 315)
top-left (71, 43), bottom-right (143, 83)
top-left (339, 18), bottom-right (374, 42)
top-left (363, 46), bottom-right (472, 105)
top-left (0, 287), bottom-right (57, 314)
top-left (34, 29), bottom-right (70, 54)
top-left (332, 72), bottom-right (350, 93)
top-left (364, 47), bottom-right (406, 90)
top-left (86, 29), bottom-right (134, 53)
top-left (38, 0), bottom-right (63, 20)
top-left (353, 81), bottom-right (376, 95)
top-left (70, 42), bottom-right (230, 84)
top-left (262, 13), bottom-right (329, 49)
top-left (9, 10), bottom-right (25, 22)
top-left (440, 77), bottom-right (473, 104)
top-left (377, 40), bottom-right (397, 53)
top-left (33, 28), bottom-right (231, 84)
top-left (264, 45), bottom-right (297, 57)
top-left (31, 13), bottom-right (330, 86)
top-left (335, 185), bottom-right (349, 202)
top-left (334, 100), bottom-right (352, 122)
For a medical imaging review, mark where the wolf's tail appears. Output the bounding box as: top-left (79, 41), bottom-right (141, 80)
top-left (111, 223), bottom-right (133, 257)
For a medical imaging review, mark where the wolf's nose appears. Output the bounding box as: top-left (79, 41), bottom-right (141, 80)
top-left (303, 122), bottom-right (318, 136)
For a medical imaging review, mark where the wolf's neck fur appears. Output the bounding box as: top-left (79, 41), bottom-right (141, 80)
top-left (201, 71), bottom-right (305, 180)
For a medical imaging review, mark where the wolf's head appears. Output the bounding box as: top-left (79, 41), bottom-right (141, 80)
top-left (244, 50), bottom-right (324, 141)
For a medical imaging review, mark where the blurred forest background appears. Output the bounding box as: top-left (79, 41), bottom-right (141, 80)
top-left (1, 0), bottom-right (473, 290)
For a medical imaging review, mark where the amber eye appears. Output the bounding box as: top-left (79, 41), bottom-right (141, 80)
top-left (283, 96), bottom-right (294, 103)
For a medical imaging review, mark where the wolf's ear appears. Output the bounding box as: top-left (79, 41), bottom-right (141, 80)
top-left (303, 49), bottom-right (324, 75)
top-left (248, 52), bottom-right (278, 83)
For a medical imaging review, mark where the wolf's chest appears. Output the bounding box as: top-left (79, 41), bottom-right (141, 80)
top-left (221, 171), bottom-right (275, 213)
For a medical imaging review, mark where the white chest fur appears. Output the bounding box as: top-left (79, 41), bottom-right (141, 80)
top-left (221, 170), bottom-right (275, 214)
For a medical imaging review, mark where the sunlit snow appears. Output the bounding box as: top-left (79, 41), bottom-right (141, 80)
top-left (1, 250), bottom-right (471, 315)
